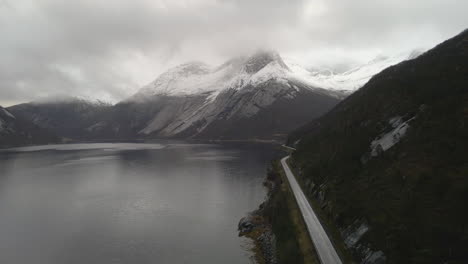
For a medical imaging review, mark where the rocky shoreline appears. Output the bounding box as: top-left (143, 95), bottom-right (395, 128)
top-left (239, 160), bottom-right (326, 264)
top-left (238, 210), bottom-right (277, 264)
top-left (238, 164), bottom-right (279, 264)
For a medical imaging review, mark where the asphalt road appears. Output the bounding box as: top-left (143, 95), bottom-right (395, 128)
top-left (280, 156), bottom-right (342, 264)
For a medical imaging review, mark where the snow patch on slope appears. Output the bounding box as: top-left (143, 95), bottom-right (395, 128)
top-left (249, 61), bottom-right (289, 86)
top-left (344, 222), bottom-right (370, 248)
top-left (370, 116), bottom-right (415, 157)
top-left (136, 62), bottom-right (221, 97)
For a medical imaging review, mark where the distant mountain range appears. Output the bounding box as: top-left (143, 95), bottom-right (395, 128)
top-left (3, 47), bottom-right (416, 145)
top-left (8, 97), bottom-right (113, 141)
top-left (285, 50), bottom-right (422, 93)
top-left (288, 29), bottom-right (468, 263)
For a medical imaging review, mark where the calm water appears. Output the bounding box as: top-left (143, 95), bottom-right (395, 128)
top-left (0, 142), bottom-right (279, 264)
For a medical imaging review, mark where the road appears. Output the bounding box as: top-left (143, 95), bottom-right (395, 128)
top-left (280, 156), bottom-right (342, 264)
top-left (281, 144), bottom-right (297, 152)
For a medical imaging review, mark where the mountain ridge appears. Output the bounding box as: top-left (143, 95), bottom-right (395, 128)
top-left (5, 49), bottom-right (418, 144)
top-left (287, 28), bottom-right (468, 263)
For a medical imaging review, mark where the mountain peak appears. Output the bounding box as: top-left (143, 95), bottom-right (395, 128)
top-left (173, 61), bottom-right (210, 73)
top-left (243, 50), bottom-right (289, 73)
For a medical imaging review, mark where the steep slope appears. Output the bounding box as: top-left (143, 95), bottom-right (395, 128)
top-left (8, 97), bottom-right (113, 140)
top-left (125, 51), bottom-right (343, 140)
top-left (287, 29), bottom-right (468, 263)
top-left (0, 106), bottom-right (58, 147)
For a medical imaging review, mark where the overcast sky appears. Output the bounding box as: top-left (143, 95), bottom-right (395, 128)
top-left (0, 0), bottom-right (467, 106)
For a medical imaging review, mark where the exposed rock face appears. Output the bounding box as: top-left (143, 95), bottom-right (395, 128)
top-left (343, 221), bottom-right (370, 248)
top-left (238, 215), bottom-right (256, 234)
top-left (238, 212), bottom-right (277, 264)
top-left (362, 251), bottom-right (386, 264)
top-left (341, 219), bottom-right (387, 264)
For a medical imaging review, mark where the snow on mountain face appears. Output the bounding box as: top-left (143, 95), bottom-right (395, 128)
top-left (285, 51), bottom-right (422, 93)
top-left (133, 50), bottom-right (418, 103)
top-left (123, 50), bottom-right (418, 138)
top-left (127, 51), bottom-right (308, 137)
top-left (370, 116), bottom-right (415, 157)
top-left (130, 50), bottom-right (291, 101)
top-left (134, 62), bottom-right (214, 98)
top-left (243, 50), bottom-right (289, 73)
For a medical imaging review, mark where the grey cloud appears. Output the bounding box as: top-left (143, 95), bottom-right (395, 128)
top-left (0, 0), bottom-right (467, 106)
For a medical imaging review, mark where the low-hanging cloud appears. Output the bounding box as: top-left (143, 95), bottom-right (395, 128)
top-left (0, 0), bottom-right (467, 106)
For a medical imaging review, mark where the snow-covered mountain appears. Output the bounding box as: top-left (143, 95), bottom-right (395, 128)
top-left (120, 50), bottom-right (342, 139)
top-left (131, 51), bottom-right (305, 101)
top-left (131, 49), bottom-right (419, 100)
top-left (7, 50), bottom-right (416, 141)
top-left (285, 51), bottom-right (423, 93)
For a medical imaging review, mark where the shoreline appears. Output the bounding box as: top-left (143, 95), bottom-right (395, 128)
top-left (238, 160), bottom-right (320, 264)
top-left (0, 137), bottom-right (283, 149)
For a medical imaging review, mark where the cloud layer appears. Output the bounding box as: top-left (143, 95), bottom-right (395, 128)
top-left (1, 0), bottom-right (467, 106)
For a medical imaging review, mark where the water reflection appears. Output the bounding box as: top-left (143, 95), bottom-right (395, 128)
top-left (0, 142), bottom-right (279, 264)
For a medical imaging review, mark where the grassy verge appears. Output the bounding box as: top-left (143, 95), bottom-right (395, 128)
top-left (286, 159), bottom-right (355, 263)
top-left (262, 161), bottom-right (320, 264)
